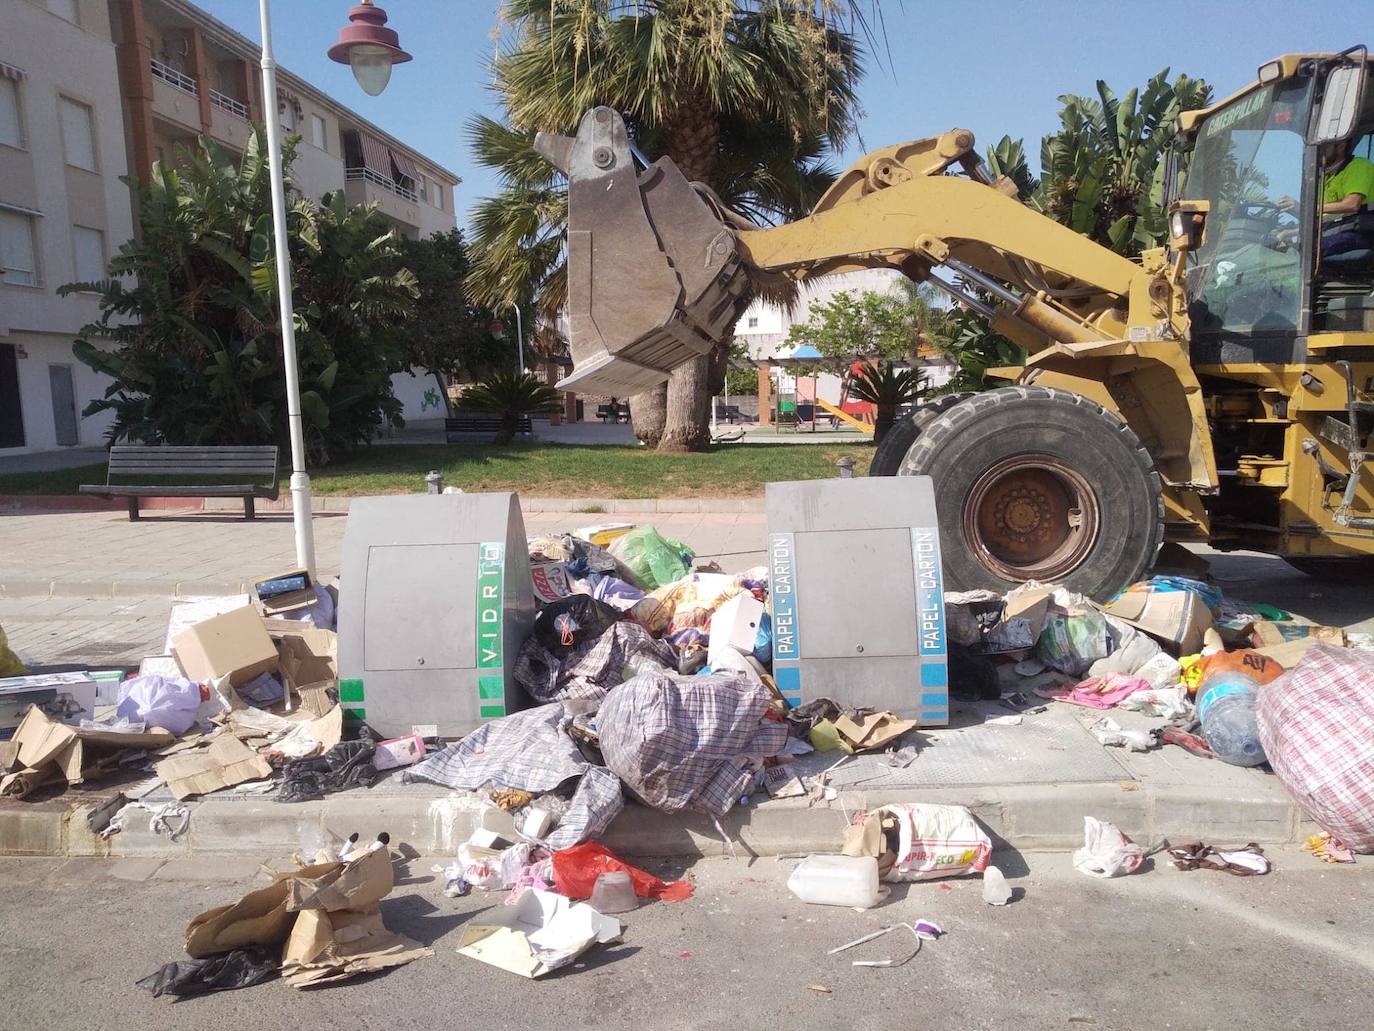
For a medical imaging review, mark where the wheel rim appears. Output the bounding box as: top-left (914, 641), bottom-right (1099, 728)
top-left (963, 454), bottom-right (1101, 581)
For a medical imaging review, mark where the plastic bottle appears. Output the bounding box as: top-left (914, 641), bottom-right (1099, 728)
top-left (786, 855), bottom-right (881, 909)
top-left (1197, 671), bottom-right (1267, 767)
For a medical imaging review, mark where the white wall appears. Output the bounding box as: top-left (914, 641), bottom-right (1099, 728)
top-left (1, 0), bottom-right (133, 453)
top-left (391, 369), bottom-right (446, 424)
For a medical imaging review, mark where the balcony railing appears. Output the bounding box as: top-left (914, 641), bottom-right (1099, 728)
top-left (150, 57), bottom-right (198, 96)
top-left (345, 166), bottom-right (418, 203)
top-left (209, 88), bottom-right (248, 120)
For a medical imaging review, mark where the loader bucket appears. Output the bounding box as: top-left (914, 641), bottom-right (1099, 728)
top-left (536, 107), bottom-right (751, 398)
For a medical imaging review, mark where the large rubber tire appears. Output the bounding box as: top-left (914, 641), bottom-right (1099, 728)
top-left (868, 392), bottom-right (976, 477)
top-left (1283, 556), bottom-right (1374, 583)
top-left (900, 385), bottom-right (1163, 600)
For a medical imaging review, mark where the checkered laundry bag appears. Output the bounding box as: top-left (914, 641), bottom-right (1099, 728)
top-left (598, 670), bottom-right (787, 817)
top-left (1257, 644), bottom-right (1374, 853)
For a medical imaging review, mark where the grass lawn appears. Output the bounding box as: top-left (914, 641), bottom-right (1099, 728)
top-left (0, 441), bottom-right (874, 499)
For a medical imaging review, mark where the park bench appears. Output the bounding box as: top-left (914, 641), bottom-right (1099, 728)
top-left (79, 445), bottom-right (279, 521)
top-left (445, 414), bottom-right (533, 441)
top-left (595, 404), bottom-right (631, 423)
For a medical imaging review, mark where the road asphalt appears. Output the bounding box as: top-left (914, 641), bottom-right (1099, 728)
top-left (0, 846), bottom-right (1367, 1030)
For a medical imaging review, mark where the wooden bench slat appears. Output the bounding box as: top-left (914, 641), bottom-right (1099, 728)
top-left (80, 445), bottom-right (280, 521)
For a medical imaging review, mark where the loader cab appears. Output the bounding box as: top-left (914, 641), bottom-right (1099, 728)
top-left (1175, 50), bottom-right (1373, 360)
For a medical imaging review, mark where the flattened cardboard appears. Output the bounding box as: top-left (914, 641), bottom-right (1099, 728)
top-left (456, 889), bottom-right (622, 979)
top-left (172, 606), bottom-right (278, 688)
top-left (155, 734), bottom-right (272, 800)
top-left (1, 706), bottom-right (174, 795)
top-left (983, 586), bottom-right (1054, 653)
top-left (1249, 620), bottom-right (1346, 649)
top-left (184, 861), bottom-right (343, 958)
top-left (284, 844), bottom-right (393, 913)
top-left (282, 907), bottom-right (431, 988)
top-left (833, 711), bottom-right (917, 752)
top-left (1103, 588), bottom-right (1214, 655)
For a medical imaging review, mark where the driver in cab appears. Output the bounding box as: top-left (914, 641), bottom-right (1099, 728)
top-left (1278, 137), bottom-right (1374, 256)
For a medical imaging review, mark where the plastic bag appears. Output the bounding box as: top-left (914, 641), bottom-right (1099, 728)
top-left (277, 739), bottom-right (378, 803)
top-left (1089, 615), bottom-right (1181, 690)
top-left (0, 625), bottom-right (27, 677)
top-left (1072, 816), bottom-right (1143, 877)
top-left (136, 946), bottom-right (279, 998)
top-left (1037, 606), bottom-right (1111, 676)
top-left (456, 841), bottom-right (505, 890)
top-left (855, 803), bottom-right (993, 882)
top-left (531, 596), bottom-right (622, 654)
top-left (608, 525), bottom-right (694, 590)
top-left (115, 674), bottom-right (202, 735)
top-left (631, 573), bottom-right (745, 639)
top-left (550, 842), bottom-right (694, 901)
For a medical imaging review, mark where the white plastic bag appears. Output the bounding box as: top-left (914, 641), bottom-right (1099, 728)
top-left (457, 840), bottom-right (505, 890)
top-left (869, 803), bottom-right (993, 882)
top-left (115, 674), bottom-right (202, 735)
top-left (1072, 816), bottom-right (1143, 878)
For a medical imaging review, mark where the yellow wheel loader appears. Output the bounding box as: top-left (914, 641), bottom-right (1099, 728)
top-left (536, 49), bottom-right (1374, 599)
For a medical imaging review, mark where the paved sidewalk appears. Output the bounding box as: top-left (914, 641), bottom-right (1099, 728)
top-left (1, 506), bottom-right (768, 600)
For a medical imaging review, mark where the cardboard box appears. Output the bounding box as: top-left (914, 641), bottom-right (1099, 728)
top-left (172, 606), bottom-right (279, 687)
top-left (1250, 620), bottom-right (1346, 649)
top-left (373, 733), bottom-right (425, 771)
top-left (530, 562), bottom-right (572, 604)
top-left (1104, 587), bottom-right (1214, 655)
top-left (253, 569), bottom-right (317, 617)
top-left (162, 595), bottom-right (253, 654)
top-left (0, 672), bottom-right (98, 734)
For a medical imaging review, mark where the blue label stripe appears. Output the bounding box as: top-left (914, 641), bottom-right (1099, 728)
top-left (770, 532), bottom-right (801, 705)
top-left (912, 527), bottom-right (948, 725)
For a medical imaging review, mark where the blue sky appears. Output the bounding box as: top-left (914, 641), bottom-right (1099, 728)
top-left (198, 1), bottom-right (1359, 230)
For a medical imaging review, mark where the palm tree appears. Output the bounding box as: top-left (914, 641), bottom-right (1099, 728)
top-left (459, 371), bottom-right (563, 444)
top-left (847, 361), bottom-right (926, 444)
top-left (469, 1), bottom-right (873, 452)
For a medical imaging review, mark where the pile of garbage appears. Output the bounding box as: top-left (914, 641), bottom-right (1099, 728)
top-left (944, 568), bottom-right (1374, 855)
top-left (2, 521), bottom-right (1372, 988)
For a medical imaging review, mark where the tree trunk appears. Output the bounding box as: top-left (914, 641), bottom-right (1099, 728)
top-left (630, 385), bottom-right (666, 446)
top-left (650, 92), bottom-right (721, 454)
top-left (873, 406), bottom-right (896, 445)
top-left (658, 354), bottom-right (713, 452)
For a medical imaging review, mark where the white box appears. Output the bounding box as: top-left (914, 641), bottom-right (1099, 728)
top-left (0, 672), bottom-right (99, 734)
top-left (707, 593), bottom-right (765, 669)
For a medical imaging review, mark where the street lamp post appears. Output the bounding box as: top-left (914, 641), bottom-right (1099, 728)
top-left (512, 303), bottom-right (525, 374)
top-left (252, 0), bottom-right (410, 578)
top-left (257, 0), bottom-right (315, 577)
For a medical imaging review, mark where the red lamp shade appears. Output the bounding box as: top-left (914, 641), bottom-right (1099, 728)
top-left (328, 1), bottom-right (412, 96)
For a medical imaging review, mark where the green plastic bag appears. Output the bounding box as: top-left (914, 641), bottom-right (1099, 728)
top-left (0, 625), bottom-right (27, 678)
top-left (609, 525), bottom-right (694, 590)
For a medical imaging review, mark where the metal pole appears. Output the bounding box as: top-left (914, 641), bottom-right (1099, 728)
top-left (512, 303), bottom-right (524, 373)
top-left (259, 0), bottom-right (316, 577)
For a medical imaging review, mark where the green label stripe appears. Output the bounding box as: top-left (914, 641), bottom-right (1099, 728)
top-left (343, 707), bottom-right (366, 722)
top-left (475, 542), bottom-right (506, 718)
top-left (339, 678), bottom-right (365, 703)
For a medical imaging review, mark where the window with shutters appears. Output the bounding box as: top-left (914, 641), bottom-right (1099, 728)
top-left (59, 96), bottom-right (97, 171)
top-left (0, 78), bottom-right (22, 149)
top-left (0, 211), bottom-right (39, 287)
top-left (73, 225), bottom-right (105, 285)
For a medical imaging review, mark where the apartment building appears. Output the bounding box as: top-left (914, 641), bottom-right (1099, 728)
top-left (1, 0), bottom-right (135, 452)
top-left (1, 0), bottom-right (459, 454)
top-left (112, 0), bottom-right (458, 240)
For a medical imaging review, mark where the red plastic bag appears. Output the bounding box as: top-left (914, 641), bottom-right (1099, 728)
top-left (551, 842), bottom-right (694, 901)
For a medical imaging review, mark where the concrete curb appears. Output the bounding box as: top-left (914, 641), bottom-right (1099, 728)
top-left (0, 780), bottom-right (1316, 860)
